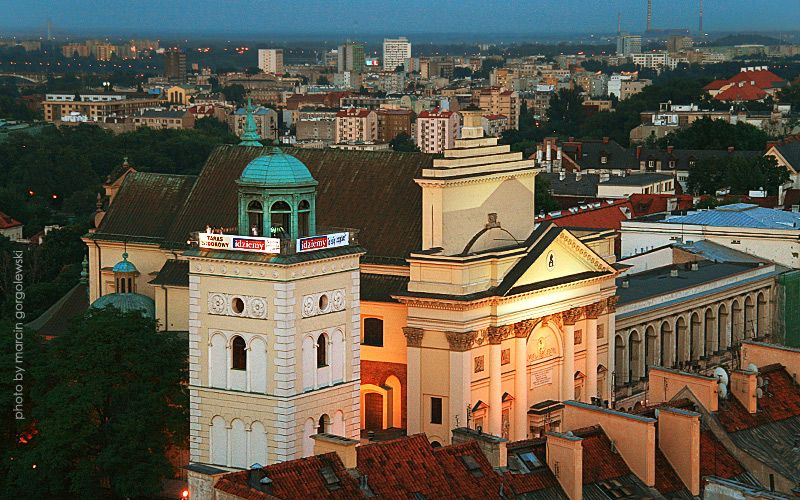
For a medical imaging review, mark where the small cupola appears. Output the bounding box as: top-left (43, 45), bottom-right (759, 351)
top-left (112, 252), bottom-right (139, 294)
top-left (238, 98), bottom-right (264, 148)
top-left (237, 148), bottom-right (318, 240)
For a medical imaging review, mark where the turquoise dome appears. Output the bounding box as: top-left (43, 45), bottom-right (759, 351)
top-left (111, 252), bottom-right (138, 273)
top-left (239, 148), bottom-right (317, 187)
top-left (90, 293), bottom-right (155, 319)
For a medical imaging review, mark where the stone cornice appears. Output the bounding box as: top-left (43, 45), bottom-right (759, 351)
top-left (403, 327), bottom-right (424, 348)
top-left (606, 296), bottom-right (619, 313)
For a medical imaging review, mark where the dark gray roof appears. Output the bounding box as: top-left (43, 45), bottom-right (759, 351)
top-left (26, 283), bottom-right (88, 337)
top-left (775, 141), bottom-right (800, 169)
top-left (149, 259), bottom-right (189, 287)
top-left (361, 273), bottom-right (409, 303)
top-left (539, 172), bottom-right (600, 197)
top-left (637, 148), bottom-right (761, 171)
top-left (728, 416), bottom-right (800, 483)
top-left (600, 172), bottom-right (673, 186)
top-left (564, 139), bottom-right (638, 170)
top-left (617, 261), bottom-right (760, 305)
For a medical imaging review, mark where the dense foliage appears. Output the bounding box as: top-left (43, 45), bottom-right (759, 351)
top-left (655, 117), bottom-right (772, 151)
top-left (390, 132), bottom-right (419, 152)
top-left (0, 118), bottom-right (236, 234)
top-left (2, 308), bottom-right (188, 499)
top-left (687, 155), bottom-right (788, 196)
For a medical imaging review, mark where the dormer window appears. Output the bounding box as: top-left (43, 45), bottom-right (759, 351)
top-left (669, 160), bottom-right (676, 169)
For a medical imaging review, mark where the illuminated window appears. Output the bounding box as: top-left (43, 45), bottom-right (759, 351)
top-left (232, 336), bottom-right (247, 370)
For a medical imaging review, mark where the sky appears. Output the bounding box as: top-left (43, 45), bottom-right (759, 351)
top-left (0, 0), bottom-right (798, 39)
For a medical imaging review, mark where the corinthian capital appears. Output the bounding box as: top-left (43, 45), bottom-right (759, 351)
top-left (514, 319), bottom-right (536, 338)
top-left (561, 307), bottom-right (583, 326)
top-left (606, 296), bottom-right (619, 313)
top-left (584, 301), bottom-right (606, 319)
top-left (403, 327), bottom-right (424, 348)
top-left (446, 331), bottom-right (477, 352)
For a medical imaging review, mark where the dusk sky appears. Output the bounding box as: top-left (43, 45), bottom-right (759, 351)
top-left (0, 0), bottom-right (798, 38)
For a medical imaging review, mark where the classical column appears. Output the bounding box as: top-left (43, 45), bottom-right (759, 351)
top-left (561, 308), bottom-right (582, 401)
top-left (584, 302), bottom-right (605, 402)
top-left (513, 320), bottom-right (534, 440)
top-left (446, 330), bottom-right (476, 436)
top-left (606, 297), bottom-right (618, 402)
top-left (403, 327), bottom-right (424, 434)
top-left (487, 326), bottom-right (505, 437)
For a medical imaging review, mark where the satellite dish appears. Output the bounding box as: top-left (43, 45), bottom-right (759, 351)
top-left (713, 367), bottom-right (729, 386)
top-left (719, 384), bottom-right (728, 399)
top-left (747, 363), bottom-right (759, 374)
top-left (756, 388), bottom-right (764, 399)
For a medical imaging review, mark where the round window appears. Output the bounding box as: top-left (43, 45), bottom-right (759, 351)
top-left (318, 294), bottom-right (329, 311)
top-left (232, 297), bottom-right (245, 314)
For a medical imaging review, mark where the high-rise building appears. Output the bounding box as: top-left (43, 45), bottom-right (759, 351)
top-left (616, 35), bottom-right (642, 56)
top-left (667, 35), bottom-right (693, 54)
top-left (383, 37), bottom-right (411, 72)
top-left (416, 108), bottom-right (460, 153)
top-left (337, 42), bottom-right (365, 74)
top-left (478, 87), bottom-right (520, 130)
top-left (257, 48), bottom-right (284, 74)
top-left (163, 48), bottom-right (187, 82)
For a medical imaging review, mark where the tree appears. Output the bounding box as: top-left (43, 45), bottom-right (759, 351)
top-left (687, 155), bottom-right (788, 196)
top-left (316, 75), bottom-right (330, 85)
top-left (4, 308), bottom-right (188, 498)
top-left (546, 87), bottom-right (585, 136)
top-left (535, 176), bottom-right (560, 213)
top-left (657, 117), bottom-right (772, 151)
top-left (451, 66), bottom-right (473, 80)
top-left (221, 84), bottom-right (246, 105)
top-left (389, 133), bottom-right (419, 152)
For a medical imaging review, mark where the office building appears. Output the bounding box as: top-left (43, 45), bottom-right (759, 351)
top-left (337, 42), bottom-right (365, 74)
top-left (257, 48), bottom-right (284, 74)
top-left (163, 48), bottom-right (187, 82)
top-left (616, 35), bottom-right (642, 56)
top-left (383, 37), bottom-right (411, 72)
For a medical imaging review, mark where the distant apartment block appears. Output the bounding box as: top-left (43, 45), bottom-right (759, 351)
top-left (163, 48), bottom-right (187, 82)
top-left (416, 108), bottom-right (460, 153)
top-left (616, 34), bottom-right (642, 56)
top-left (229, 106), bottom-right (278, 141)
top-left (479, 87), bottom-right (520, 129)
top-left (257, 49), bottom-right (284, 74)
top-left (42, 93), bottom-right (164, 123)
top-left (132, 109), bottom-right (195, 130)
top-left (335, 108), bottom-right (377, 143)
top-left (383, 37), bottom-right (411, 71)
top-left (376, 108), bottom-right (413, 142)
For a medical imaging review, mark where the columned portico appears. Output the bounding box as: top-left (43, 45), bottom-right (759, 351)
top-left (561, 308), bottom-right (582, 401)
top-left (487, 326), bottom-right (505, 436)
top-left (513, 321), bottom-right (533, 440)
top-left (403, 327), bottom-right (424, 434)
top-left (584, 302), bottom-right (605, 401)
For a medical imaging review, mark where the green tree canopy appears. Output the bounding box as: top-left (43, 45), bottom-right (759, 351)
top-left (4, 308), bottom-right (188, 498)
top-left (656, 117), bottom-right (772, 151)
top-left (546, 87), bottom-right (585, 135)
top-left (221, 84), bottom-right (246, 105)
top-left (687, 155), bottom-right (788, 196)
top-left (389, 132), bottom-right (419, 152)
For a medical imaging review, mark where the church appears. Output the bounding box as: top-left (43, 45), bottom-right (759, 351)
top-left (82, 106), bottom-right (620, 467)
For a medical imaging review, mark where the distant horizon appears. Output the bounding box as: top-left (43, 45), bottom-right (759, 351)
top-left (1, 0), bottom-right (799, 42)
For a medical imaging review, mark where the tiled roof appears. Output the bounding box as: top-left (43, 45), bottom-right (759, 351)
top-left (504, 439), bottom-right (566, 497)
top-left (599, 172), bottom-right (673, 186)
top-left (0, 211), bottom-right (22, 229)
top-left (539, 172), bottom-right (601, 197)
top-left (629, 193), bottom-right (693, 217)
top-left (542, 200), bottom-right (631, 231)
top-left (727, 69), bottom-right (786, 89)
top-left (703, 79), bottom-right (728, 90)
top-left (25, 282), bottom-right (88, 338)
top-left (433, 440), bottom-right (508, 497)
top-left (336, 108), bottom-right (372, 118)
top-left (139, 109), bottom-right (189, 118)
top-left (663, 203), bottom-right (800, 230)
top-left (214, 452), bottom-right (361, 499)
top-left (149, 259), bottom-right (189, 287)
top-left (563, 139), bottom-right (638, 170)
top-left (714, 83), bottom-right (767, 102)
top-left (418, 107), bottom-right (455, 118)
top-left (699, 430), bottom-right (748, 481)
top-left (716, 364), bottom-right (800, 433)
top-left (654, 448), bottom-right (690, 495)
top-left (574, 426), bottom-right (635, 484)
top-left (94, 172), bottom-right (197, 244)
top-left (637, 147), bottom-right (760, 170)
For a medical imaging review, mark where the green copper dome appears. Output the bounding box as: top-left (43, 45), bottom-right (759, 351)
top-left (238, 148), bottom-right (317, 187)
top-left (111, 252), bottom-right (138, 273)
top-left (90, 293), bottom-right (155, 318)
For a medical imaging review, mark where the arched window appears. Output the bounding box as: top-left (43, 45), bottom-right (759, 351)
top-left (363, 318), bottom-right (384, 347)
top-left (318, 413), bottom-right (330, 434)
top-left (317, 333), bottom-right (328, 368)
top-left (232, 336), bottom-right (247, 370)
top-left (270, 201), bottom-right (291, 239)
top-left (247, 200), bottom-right (263, 236)
top-left (298, 200), bottom-right (311, 238)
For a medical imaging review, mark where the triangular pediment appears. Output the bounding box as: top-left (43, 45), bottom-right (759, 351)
top-left (498, 225), bottom-right (616, 295)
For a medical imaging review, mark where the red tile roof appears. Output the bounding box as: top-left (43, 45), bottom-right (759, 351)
top-left (433, 440), bottom-right (508, 497)
top-left (704, 79), bottom-right (728, 90)
top-left (504, 439), bottom-right (562, 495)
top-left (214, 452), bottom-right (361, 500)
top-left (654, 448), bottom-right (688, 494)
top-left (573, 426), bottom-right (634, 484)
top-left (418, 107), bottom-right (455, 118)
top-left (545, 200), bottom-right (631, 231)
top-left (699, 430), bottom-right (747, 481)
top-left (727, 69), bottom-right (786, 89)
top-left (336, 108), bottom-right (372, 118)
top-left (629, 193), bottom-right (693, 217)
top-left (714, 82), bottom-right (768, 102)
top-left (0, 211), bottom-right (22, 230)
top-left (716, 364), bottom-right (800, 433)
top-left (483, 114), bottom-right (508, 120)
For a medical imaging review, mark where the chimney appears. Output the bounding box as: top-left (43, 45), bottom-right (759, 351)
top-left (248, 465), bottom-right (274, 495)
top-left (557, 146), bottom-right (563, 160)
top-left (602, 136), bottom-right (609, 144)
top-left (312, 433), bottom-right (359, 468)
top-left (559, 170), bottom-right (566, 181)
top-left (658, 407), bottom-right (701, 496)
top-left (546, 432), bottom-right (583, 500)
top-left (730, 369), bottom-right (758, 414)
top-left (727, 146), bottom-right (734, 153)
top-left (636, 145), bottom-right (642, 159)
top-left (666, 145), bottom-right (674, 154)
top-left (546, 143), bottom-right (552, 162)
top-left (451, 427), bottom-right (508, 467)
top-left (690, 262), bottom-right (699, 271)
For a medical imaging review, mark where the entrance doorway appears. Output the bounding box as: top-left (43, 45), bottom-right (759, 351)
top-left (364, 392), bottom-right (383, 431)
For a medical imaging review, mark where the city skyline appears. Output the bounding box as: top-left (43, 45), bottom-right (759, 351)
top-left (0, 0), bottom-right (799, 38)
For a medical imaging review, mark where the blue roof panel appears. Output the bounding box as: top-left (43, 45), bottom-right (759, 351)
top-left (665, 204), bottom-right (800, 230)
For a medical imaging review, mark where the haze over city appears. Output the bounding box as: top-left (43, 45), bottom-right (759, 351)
top-left (1, 0), bottom-right (800, 38)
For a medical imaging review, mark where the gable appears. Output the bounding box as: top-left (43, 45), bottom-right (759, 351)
top-left (501, 227), bottom-right (615, 295)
